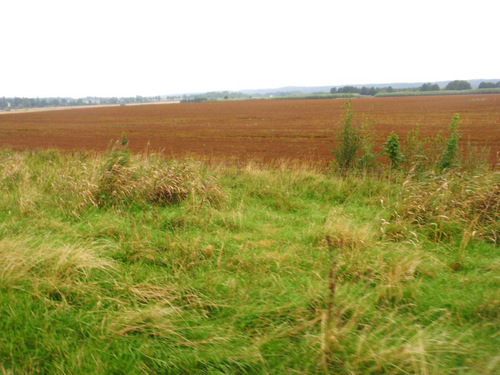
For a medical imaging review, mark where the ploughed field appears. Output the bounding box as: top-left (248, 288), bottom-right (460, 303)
top-left (1, 95), bottom-right (499, 165)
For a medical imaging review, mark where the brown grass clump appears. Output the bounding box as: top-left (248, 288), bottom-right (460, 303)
top-left (391, 171), bottom-right (500, 243)
top-left (320, 307), bottom-right (459, 374)
top-left (108, 305), bottom-right (183, 337)
top-left (93, 151), bottom-right (224, 207)
top-left (142, 161), bottom-right (222, 206)
top-left (0, 237), bottom-right (115, 303)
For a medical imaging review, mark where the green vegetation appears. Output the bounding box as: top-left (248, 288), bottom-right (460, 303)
top-left (0, 141), bottom-right (498, 373)
top-left (375, 87), bottom-right (500, 97)
top-left (332, 85), bottom-right (382, 96)
top-left (330, 80), bottom-right (500, 98)
top-left (180, 93), bottom-right (361, 103)
top-left (331, 101), bottom-right (361, 176)
top-left (437, 114), bottom-right (461, 172)
top-left (270, 93), bottom-right (362, 100)
top-left (0, 96), bottom-right (164, 110)
top-left (445, 80), bottom-right (472, 91)
top-left (478, 81), bottom-right (500, 89)
top-left (382, 132), bottom-right (402, 170)
top-left (332, 103), bottom-right (489, 177)
top-left (420, 82), bottom-right (440, 92)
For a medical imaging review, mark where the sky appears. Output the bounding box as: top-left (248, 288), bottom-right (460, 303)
top-left (1, 0), bottom-right (499, 98)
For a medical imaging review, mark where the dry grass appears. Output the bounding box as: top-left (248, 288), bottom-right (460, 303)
top-left (391, 171), bottom-right (500, 244)
top-left (94, 150), bottom-right (223, 207)
top-left (0, 238), bottom-right (115, 285)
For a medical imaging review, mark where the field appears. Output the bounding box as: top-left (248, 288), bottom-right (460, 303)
top-left (1, 95), bottom-right (499, 165)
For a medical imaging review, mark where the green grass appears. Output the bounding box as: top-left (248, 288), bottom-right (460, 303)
top-left (0, 149), bottom-right (498, 374)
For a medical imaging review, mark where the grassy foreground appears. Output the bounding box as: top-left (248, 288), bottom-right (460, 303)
top-left (0, 149), bottom-right (498, 374)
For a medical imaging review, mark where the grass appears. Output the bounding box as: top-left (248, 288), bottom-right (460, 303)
top-left (0, 148), bottom-right (498, 374)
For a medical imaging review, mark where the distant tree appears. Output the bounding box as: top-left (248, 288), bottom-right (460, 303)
top-left (368, 87), bottom-right (377, 96)
top-left (478, 81), bottom-right (497, 89)
top-left (360, 86), bottom-right (369, 95)
top-left (338, 86), bottom-right (360, 94)
top-left (497, 81), bottom-right (500, 88)
top-left (420, 82), bottom-right (440, 91)
top-left (445, 80), bottom-right (472, 90)
top-left (330, 87), bottom-right (337, 94)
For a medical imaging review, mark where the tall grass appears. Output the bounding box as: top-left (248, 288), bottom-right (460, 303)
top-left (0, 149), bottom-right (498, 374)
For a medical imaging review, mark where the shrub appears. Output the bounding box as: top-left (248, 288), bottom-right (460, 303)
top-left (356, 116), bottom-right (378, 173)
top-left (382, 132), bottom-right (402, 170)
top-left (402, 125), bottom-right (427, 172)
top-left (332, 101), bottom-right (361, 176)
top-left (437, 114), bottom-right (461, 172)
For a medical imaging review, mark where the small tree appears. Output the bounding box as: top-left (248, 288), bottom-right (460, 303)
top-left (382, 132), bottom-right (402, 169)
top-left (333, 101), bottom-right (361, 176)
top-left (437, 114), bottom-right (461, 171)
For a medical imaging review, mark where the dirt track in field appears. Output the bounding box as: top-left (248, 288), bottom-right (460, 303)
top-left (0, 95), bottom-right (499, 165)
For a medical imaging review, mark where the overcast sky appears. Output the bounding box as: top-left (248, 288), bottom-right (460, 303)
top-left (1, 0), bottom-right (499, 98)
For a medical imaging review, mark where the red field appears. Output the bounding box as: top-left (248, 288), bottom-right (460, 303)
top-left (1, 95), bottom-right (499, 165)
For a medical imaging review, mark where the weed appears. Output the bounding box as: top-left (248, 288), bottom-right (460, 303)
top-left (332, 101), bottom-right (361, 176)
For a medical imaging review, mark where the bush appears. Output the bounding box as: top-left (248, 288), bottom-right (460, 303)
top-left (332, 101), bottom-right (361, 176)
top-left (356, 117), bottom-right (378, 172)
top-left (401, 125), bottom-right (427, 172)
top-left (437, 114), bottom-right (461, 172)
top-left (382, 132), bottom-right (402, 170)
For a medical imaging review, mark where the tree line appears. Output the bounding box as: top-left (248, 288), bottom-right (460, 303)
top-left (0, 96), bottom-right (162, 110)
top-left (331, 80), bottom-right (500, 96)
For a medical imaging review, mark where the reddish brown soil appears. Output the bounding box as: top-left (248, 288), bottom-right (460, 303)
top-left (0, 95), bottom-right (499, 165)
